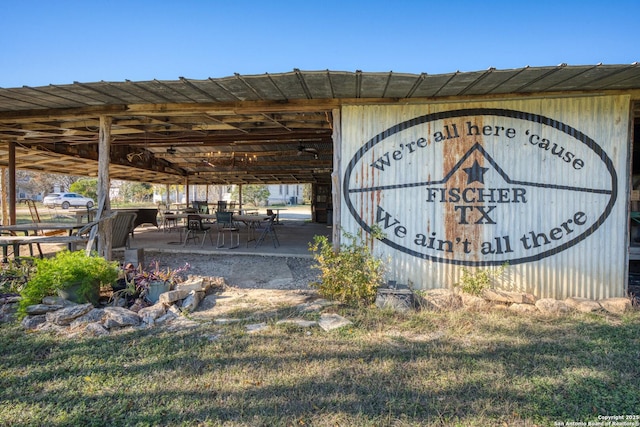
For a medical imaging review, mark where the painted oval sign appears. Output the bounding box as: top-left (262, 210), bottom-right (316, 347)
top-left (343, 108), bottom-right (617, 266)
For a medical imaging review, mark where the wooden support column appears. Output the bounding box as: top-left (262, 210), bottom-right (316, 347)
top-left (238, 184), bottom-right (243, 212)
top-left (8, 141), bottom-right (16, 225)
top-left (94, 115), bottom-right (112, 259)
top-left (1, 167), bottom-right (7, 226)
top-left (331, 108), bottom-right (341, 251)
top-left (184, 177), bottom-right (189, 206)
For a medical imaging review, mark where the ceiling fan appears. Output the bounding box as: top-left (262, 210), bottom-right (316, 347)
top-left (166, 146), bottom-right (177, 155)
top-left (297, 144), bottom-right (318, 159)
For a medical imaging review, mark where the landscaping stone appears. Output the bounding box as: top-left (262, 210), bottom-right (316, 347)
top-left (276, 319), bottom-right (317, 328)
top-left (599, 298), bottom-right (632, 315)
top-left (176, 277), bottom-right (207, 293)
top-left (70, 308), bottom-right (105, 329)
top-left (21, 314), bottom-right (47, 329)
top-left (460, 293), bottom-right (490, 310)
top-left (181, 290), bottom-right (204, 312)
top-left (565, 297), bottom-right (602, 313)
top-left (509, 303), bottom-right (539, 313)
top-left (318, 313), bottom-right (352, 331)
top-left (158, 289), bottom-right (190, 305)
top-left (42, 296), bottom-right (75, 306)
top-left (376, 287), bottom-right (415, 312)
top-left (482, 289), bottom-right (537, 304)
top-left (26, 304), bottom-right (64, 315)
top-left (297, 299), bottom-right (334, 313)
top-left (535, 298), bottom-right (569, 315)
top-left (102, 307), bottom-right (141, 328)
top-left (138, 303), bottom-right (166, 325)
top-left (84, 322), bottom-right (110, 336)
top-left (45, 303), bottom-right (93, 326)
top-left (419, 289), bottom-right (462, 311)
top-left (246, 322), bottom-right (268, 333)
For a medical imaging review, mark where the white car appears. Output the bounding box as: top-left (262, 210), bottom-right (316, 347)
top-left (43, 192), bottom-right (95, 209)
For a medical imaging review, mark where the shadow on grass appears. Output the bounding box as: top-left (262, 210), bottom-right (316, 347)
top-left (1, 310), bottom-right (639, 426)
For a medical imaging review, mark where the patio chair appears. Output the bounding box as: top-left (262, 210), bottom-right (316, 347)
top-left (183, 214), bottom-right (213, 247)
top-left (255, 214), bottom-right (280, 248)
top-left (216, 211), bottom-right (239, 249)
top-left (110, 211), bottom-right (137, 250)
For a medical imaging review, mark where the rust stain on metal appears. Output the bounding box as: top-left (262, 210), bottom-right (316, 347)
top-left (442, 118), bottom-right (483, 262)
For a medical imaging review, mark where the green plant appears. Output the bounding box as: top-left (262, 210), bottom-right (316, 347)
top-left (458, 263), bottom-right (508, 296)
top-left (308, 227), bottom-right (385, 306)
top-left (18, 250), bottom-right (119, 316)
top-left (118, 260), bottom-right (190, 301)
top-left (0, 259), bottom-right (36, 295)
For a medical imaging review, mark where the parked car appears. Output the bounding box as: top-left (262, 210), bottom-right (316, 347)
top-left (43, 192), bottom-right (95, 209)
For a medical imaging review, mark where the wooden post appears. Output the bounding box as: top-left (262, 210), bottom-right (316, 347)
top-left (184, 177), bottom-right (189, 206)
top-left (331, 108), bottom-right (341, 251)
top-left (93, 115), bottom-right (112, 258)
top-left (8, 141), bottom-right (16, 225)
top-left (1, 167), bottom-right (7, 226)
top-left (238, 184), bottom-right (243, 212)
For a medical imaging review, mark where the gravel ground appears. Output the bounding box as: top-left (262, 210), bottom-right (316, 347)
top-left (120, 251), bottom-right (321, 290)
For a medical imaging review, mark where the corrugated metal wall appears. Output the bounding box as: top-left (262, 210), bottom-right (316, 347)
top-left (339, 96), bottom-right (631, 299)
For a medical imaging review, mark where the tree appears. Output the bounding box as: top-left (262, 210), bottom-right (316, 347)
top-left (120, 181), bottom-right (153, 204)
top-left (70, 178), bottom-right (98, 200)
top-left (232, 185), bottom-right (270, 207)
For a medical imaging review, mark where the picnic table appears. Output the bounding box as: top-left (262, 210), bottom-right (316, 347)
top-left (0, 222), bottom-right (88, 261)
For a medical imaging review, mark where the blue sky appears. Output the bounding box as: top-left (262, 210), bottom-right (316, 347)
top-left (1, 0), bottom-right (638, 88)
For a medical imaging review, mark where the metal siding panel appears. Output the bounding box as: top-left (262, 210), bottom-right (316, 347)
top-left (341, 96), bottom-right (630, 299)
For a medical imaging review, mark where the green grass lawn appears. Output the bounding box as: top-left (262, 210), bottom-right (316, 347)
top-left (1, 306), bottom-right (639, 426)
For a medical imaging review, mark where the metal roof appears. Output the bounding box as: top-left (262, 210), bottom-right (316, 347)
top-left (1, 64), bottom-right (639, 184)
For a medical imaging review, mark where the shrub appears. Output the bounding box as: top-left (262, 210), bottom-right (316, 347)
top-left (308, 228), bottom-right (385, 306)
top-left (458, 263), bottom-right (508, 296)
top-left (18, 250), bottom-right (119, 316)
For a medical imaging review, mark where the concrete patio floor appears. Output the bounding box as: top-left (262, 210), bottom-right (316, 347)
top-left (122, 213), bottom-right (332, 259)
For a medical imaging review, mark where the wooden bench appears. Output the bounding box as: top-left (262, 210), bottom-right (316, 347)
top-left (0, 234), bottom-right (90, 261)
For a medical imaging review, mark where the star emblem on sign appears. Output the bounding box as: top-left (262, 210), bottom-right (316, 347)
top-left (463, 160), bottom-right (489, 184)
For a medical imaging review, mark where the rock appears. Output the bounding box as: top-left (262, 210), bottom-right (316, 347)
top-left (158, 289), bottom-right (190, 305)
top-left (26, 304), bottom-right (64, 315)
top-left (84, 322), bottom-right (110, 336)
top-left (102, 307), bottom-right (141, 328)
top-left (599, 298), bottom-right (632, 315)
top-left (181, 290), bottom-right (204, 312)
top-left (155, 309), bottom-right (178, 324)
top-left (296, 299), bottom-right (334, 313)
top-left (418, 289), bottom-right (462, 311)
top-left (70, 308), bottom-right (105, 329)
top-left (138, 303), bottom-right (166, 325)
top-left (1, 295), bottom-right (21, 304)
top-left (565, 297), bottom-right (602, 313)
top-left (21, 314), bottom-right (47, 329)
top-left (376, 288), bottom-right (415, 312)
top-left (42, 296), bottom-right (75, 306)
top-left (509, 303), bottom-right (539, 313)
top-left (318, 313), bottom-right (352, 331)
top-left (176, 277), bottom-right (206, 293)
top-left (481, 289), bottom-right (537, 304)
top-left (461, 293), bottom-right (490, 310)
top-left (535, 298), bottom-right (569, 315)
top-left (45, 303), bottom-right (93, 326)
top-left (276, 319), bottom-right (317, 328)
top-left (246, 322), bottom-right (268, 333)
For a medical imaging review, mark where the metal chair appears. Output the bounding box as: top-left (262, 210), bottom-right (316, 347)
top-left (215, 211), bottom-right (239, 249)
top-left (183, 214), bottom-right (213, 247)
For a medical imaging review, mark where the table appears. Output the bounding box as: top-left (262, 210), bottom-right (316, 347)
top-left (0, 222), bottom-right (87, 261)
top-left (233, 214), bottom-right (271, 246)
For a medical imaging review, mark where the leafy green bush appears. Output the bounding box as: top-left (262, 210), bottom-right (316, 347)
top-left (458, 263), bottom-right (508, 296)
top-left (308, 228), bottom-right (385, 306)
top-left (18, 251), bottom-right (119, 316)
